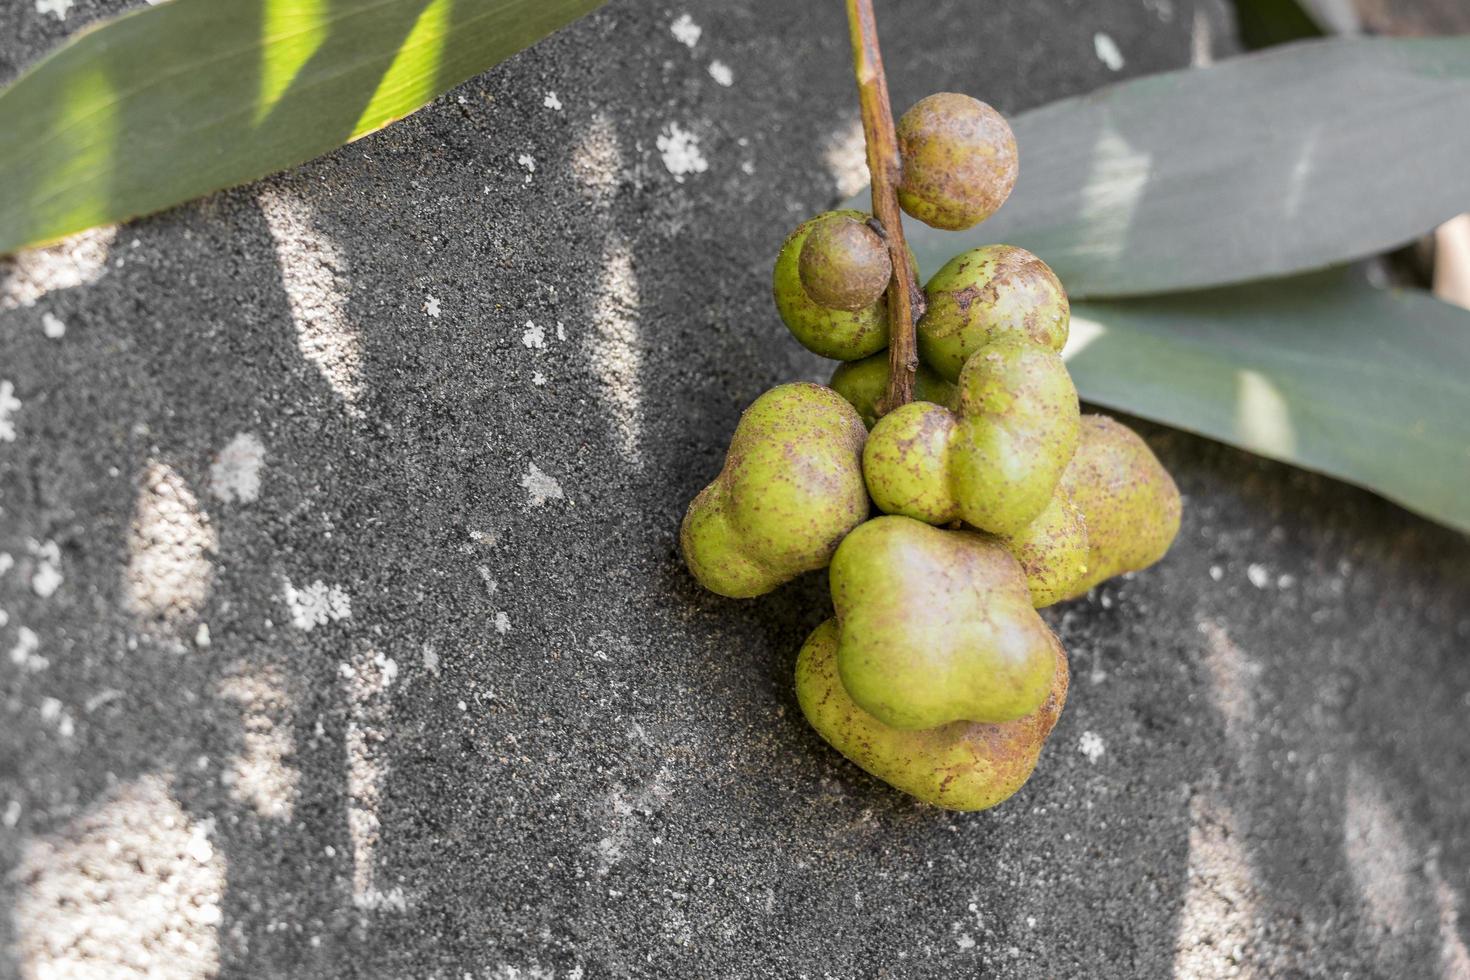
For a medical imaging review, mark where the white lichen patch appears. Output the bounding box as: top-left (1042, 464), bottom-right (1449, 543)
top-left (14, 773), bottom-right (225, 980)
top-left (9, 626), bottom-right (46, 671)
top-left (522, 320), bottom-right (547, 350)
top-left (424, 294), bottom-right (441, 318)
top-left (209, 432), bottom-right (266, 503)
top-left (125, 462), bottom-right (217, 623)
top-left (34, 0), bottom-right (72, 19)
top-left (518, 153), bottom-right (536, 184)
top-left (544, 91), bottom-right (563, 111)
top-left (494, 611), bottom-right (511, 634)
top-left (41, 312), bottom-right (66, 339)
top-left (595, 765), bottom-right (674, 876)
top-left (588, 236), bottom-right (644, 466)
top-left (1, 225), bottom-right (115, 310)
top-left (28, 539), bottom-right (63, 599)
top-left (1078, 730), bottom-right (1106, 763)
top-left (282, 579), bottom-right (351, 631)
top-left (708, 60), bottom-right (734, 87)
top-left (1094, 32), bottom-right (1125, 71)
top-left (656, 123), bottom-right (708, 181)
top-left (520, 463), bottom-right (564, 507)
top-left (532, 371), bottom-right (547, 387)
top-left (258, 185), bottom-right (364, 411)
top-left (0, 380), bottom-right (21, 442)
top-left (217, 666), bottom-right (300, 819)
top-left (669, 12), bottom-right (701, 47)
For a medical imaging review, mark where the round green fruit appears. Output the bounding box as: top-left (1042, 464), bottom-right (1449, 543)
top-left (950, 336), bottom-right (1081, 536)
top-left (828, 353), bottom-right (955, 429)
top-left (1000, 486), bottom-right (1089, 608)
top-left (1057, 415), bottom-right (1182, 599)
top-left (862, 402), bottom-right (958, 525)
top-left (681, 384), bottom-right (870, 598)
top-left (830, 516), bottom-right (1058, 729)
top-left (798, 213), bottom-right (892, 312)
top-left (796, 618), bottom-right (1069, 811)
top-left (918, 245), bottom-right (1070, 383)
top-left (896, 93), bottom-right (1018, 231)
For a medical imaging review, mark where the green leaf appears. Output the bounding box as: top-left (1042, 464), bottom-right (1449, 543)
top-left (850, 37), bottom-right (1470, 298)
top-left (1233, 0), bottom-right (1329, 49)
top-left (1066, 272), bottom-right (1470, 533)
top-left (0, 0), bottom-right (604, 256)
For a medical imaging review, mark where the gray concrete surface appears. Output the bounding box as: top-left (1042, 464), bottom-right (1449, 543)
top-left (3, 1), bottom-right (1469, 977)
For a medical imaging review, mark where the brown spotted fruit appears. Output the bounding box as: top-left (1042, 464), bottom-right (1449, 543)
top-left (828, 352), bottom-right (955, 430)
top-left (797, 617), bottom-right (1069, 811)
top-left (896, 93), bottom-right (1019, 231)
top-left (775, 211), bottom-right (919, 360)
top-left (680, 384), bottom-right (869, 599)
top-left (1057, 415), bottom-right (1182, 599)
top-left (918, 245), bottom-right (1070, 383)
top-left (999, 486), bottom-right (1090, 608)
top-left (830, 516), bottom-right (1058, 729)
top-left (860, 335), bottom-right (1081, 537)
top-left (774, 210), bottom-right (890, 360)
top-left (861, 402), bottom-right (959, 525)
top-left (798, 213), bottom-right (892, 312)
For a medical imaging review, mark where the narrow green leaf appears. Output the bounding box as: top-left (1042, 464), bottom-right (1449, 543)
top-left (0, 0), bottom-right (604, 256)
top-left (849, 37), bottom-right (1470, 298)
top-left (1066, 272), bottom-right (1470, 533)
top-left (1233, 0), bottom-right (1329, 49)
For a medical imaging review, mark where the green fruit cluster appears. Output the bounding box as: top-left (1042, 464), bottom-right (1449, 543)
top-left (683, 92), bottom-right (1182, 812)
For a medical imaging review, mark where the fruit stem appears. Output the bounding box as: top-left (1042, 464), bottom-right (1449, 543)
top-left (845, 0), bottom-right (924, 415)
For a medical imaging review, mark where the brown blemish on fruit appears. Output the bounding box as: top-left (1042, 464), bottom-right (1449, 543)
top-left (799, 214), bottom-right (892, 312)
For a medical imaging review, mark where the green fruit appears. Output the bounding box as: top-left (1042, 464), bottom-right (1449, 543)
top-left (896, 93), bottom-right (1018, 231)
top-left (859, 338), bottom-right (1080, 536)
top-left (862, 402), bottom-right (958, 525)
top-left (1058, 415), bottom-right (1182, 599)
top-left (830, 516), bottom-right (1057, 728)
top-left (918, 245), bottom-right (1070, 383)
top-left (950, 336), bottom-right (1080, 535)
top-left (774, 211), bottom-right (890, 360)
top-left (798, 213), bottom-right (892, 312)
top-left (796, 618), bottom-right (1069, 811)
top-left (681, 384), bottom-right (869, 598)
top-left (1000, 487), bottom-right (1089, 608)
top-left (828, 353), bottom-right (955, 428)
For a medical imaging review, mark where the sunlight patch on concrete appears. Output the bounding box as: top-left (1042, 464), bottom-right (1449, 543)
top-left (1, 225), bottom-right (116, 311)
top-left (1343, 761), bottom-right (1420, 937)
top-left (1171, 791), bottom-right (1261, 977)
top-left (824, 114), bottom-right (868, 199)
top-left (13, 773), bottom-right (225, 980)
top-left (572, 112), bottom-right (624, 211)
top-left (587, 236), bottom-right (644, 467)
top-left (125, 461), bottom-right (217, 625)
top-left (258, 185), bottom-right (364, 411)
top-left (217, 665), bottom-right (300, 820)
top-left (343, 649), bottom-right (407, 913)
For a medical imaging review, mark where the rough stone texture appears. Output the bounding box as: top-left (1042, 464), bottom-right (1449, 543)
top-left (2, 1), bottom-right (1469, 978)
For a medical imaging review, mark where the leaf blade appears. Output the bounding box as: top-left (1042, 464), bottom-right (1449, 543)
top-left (0, 0), bottom-right (604, 256)
top-left (849, 37), bottom-right (1470, 298)
top-left (1066, 272), bottom-right (1470, 532)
